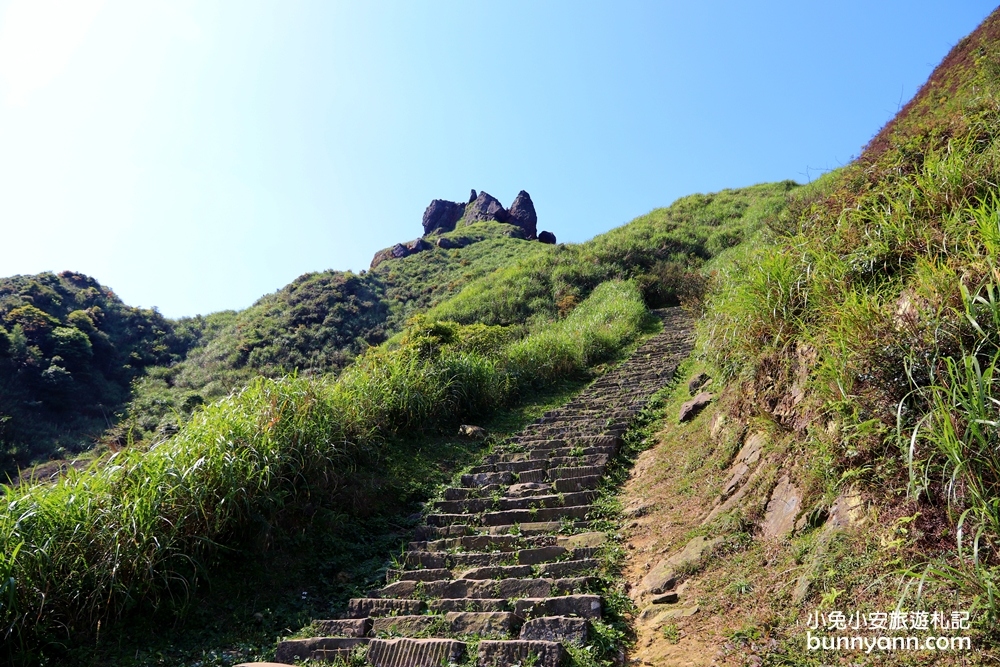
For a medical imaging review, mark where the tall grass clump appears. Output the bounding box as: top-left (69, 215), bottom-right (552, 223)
top-left (0, 280), bottom-right (651, 658)
top-left (507, 280), bottom-right (651, 385)
top-left (696, 9), bottom-right (1000, 621)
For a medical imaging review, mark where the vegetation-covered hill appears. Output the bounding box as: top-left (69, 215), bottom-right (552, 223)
top-left (0, 271), bottom-right (199, 474)
top-left (611, 8), bottom-right (1000, 664)
top-left (0, 179), bottom-right (794, 663)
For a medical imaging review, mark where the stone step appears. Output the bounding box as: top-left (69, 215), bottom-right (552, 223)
top-left (347, 598), bottom-right (425, 618)
top-left (443, 484), bottom-right (500, 501)
top-left (386, 568), bottom-right (452, 582)
top-left (513, 594), bottom-right (604, 619)
top-left (275, 637), bottom-right (368, 664)
top-left (458, 564), bottom-right (533, 580)
top-left (460, 471), bottom-right (514, 487)
top-left (427, 598), bottom-right (509, 613)
top-left (425, 513), bottom-right (476, 527)
top-left (367, 638), bottom-right (465, 667)
top-left (412, 524), bottom-right (470, 540)
top-left (433, 497), bottom-right (490, 514)
top-left (376, 577), bottom-right (597, 601)
top-left (313, 618), bottom-right (371, 637)
top-left (409, 534), bottom-right (534, 552)
top-left (495, 490), bottom-right (598, 511)
top-left (477, 640), bottom-right (566, 667)
top-left (370, 615), bottom-right (440, 636)
top-left (548, 466), bottom-right (606, 480)
top-left (481, 504), bottom-right (591, 526)
top-left (504, 482), bottom-right (554, 498)
top-left (553, 475), bottom-right (602, 492)
top-left (468, 459), bottom-right (547, 475)
top-left (485, 520), bottom-right (590, 536)
top-left (536, 558), bottom-right (601, 578)
top-left (520, 615), bottom-right (589, 644)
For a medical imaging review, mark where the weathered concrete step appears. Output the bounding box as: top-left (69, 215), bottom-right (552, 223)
top-left (467, 459), bottom-right (549, 475)
top-left (515, 435), bottom-right (620, 450)
top-left (412, 524), bottom-right (470, 541)
top-left (547, 466), bottom-right (606, 480)
top-left (553, 475), bottom-right (602, 492)
top-left (536, 558), bottom-right (601, 578)
top-left (314, 618), bottom-right (371, 637)
top-left (504, 482), bottom-right (555, 498)
top-left (514, 594), bottom-right (604, 619)
top-left (496, 490), bottom-right (598, 511)
top-left (428, 598), bottom-right (509, 613)
top-left (458, 564), bottom-right (533, 580)
top-left (485, 520), bottom-right (590, 536)
top-left (460, 471), bottom-right (513, 487)
top-left (386, 567), bottom-right (452, 582)
top-left (481, 504), bottom-right (591, 526)
top-left (443, 485), bottom-right (500, 501)
top-left (477, 640), bottom-right (566, 667)
top-left (425, 513), bottom-right (478, 527)
top-left (347, 598), bottom-right (425, 618)
top-left (447, 611), bottom-right (517, 637)
top-left (368, 638), bottom-right (465, 667)
top-left (275, 637), bottom-right (368, 664)
top-left (409, 534), bottom-right (539, 552)
top-left (359, 612), bottom-right (528, 638)
top-left (376, 577), bottom-right (597, 601)
top-left (520, 615), bottom-right (589, 644)
top-left (547, 454), bottom-right (608, 467)
top-left (433, 497), bottom-right (490, 514)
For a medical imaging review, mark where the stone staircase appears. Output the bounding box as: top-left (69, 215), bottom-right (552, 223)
top-left (271, 308), bottom-right (694, 667)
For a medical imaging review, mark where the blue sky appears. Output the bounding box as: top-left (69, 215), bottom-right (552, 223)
top-left (0, 1), bottom-right (996, 318)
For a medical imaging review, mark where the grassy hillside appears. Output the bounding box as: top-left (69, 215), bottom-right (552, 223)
top-left (620, 8), bottom-right (1000, 663)
top-left (0, 182), bottom-right (795, 663)
top-left (0, 272), bottom-right (199, 476)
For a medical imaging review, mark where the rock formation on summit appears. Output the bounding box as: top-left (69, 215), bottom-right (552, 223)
top-left (507, 190), bottom-right (538, 239)
top-left (374, 189), bottom-right (554, 269)
top-left (422, 200), bottom-right (466, 236)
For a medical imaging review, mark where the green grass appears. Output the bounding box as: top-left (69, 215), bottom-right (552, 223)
top-left (696, 8), bottom-right (1000, 628)
top-left (0, 280), bottom-right (652, 662)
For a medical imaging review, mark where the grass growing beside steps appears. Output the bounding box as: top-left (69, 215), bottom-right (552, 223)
top-left (0, 280), bottom-right (652, 664)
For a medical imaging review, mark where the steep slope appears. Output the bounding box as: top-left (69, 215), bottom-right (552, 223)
top-left (621, 9), bottom-right (1000, 665)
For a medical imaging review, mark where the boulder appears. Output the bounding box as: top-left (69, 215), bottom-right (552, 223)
top-left (463, 191), bottom-right (508, 224)
top-left (469, 189), bottom-right (478, 203)
top-left (687, 372), bottom-right (711, 395)
top-left (507, 190), bottom-right (538, 238)
top-left (678, 392), bottom-right (713, 422)
top-left (538, 230), bottom-right (557, 244)
top-left (458, 424), bottom-right (487, 440)
top-left (422, 199), bottom-right (466, 235)
top-left (369, 238), bottom-right (430, 269)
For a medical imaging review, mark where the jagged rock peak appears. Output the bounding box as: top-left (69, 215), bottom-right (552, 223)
top-left (422, 199), bottom-right (466, 235)
top-left (469, 189), bottom-right (478, 203)
top-left (507, 190), bottom-right (537, 239)
top-left (464, 191), bottom-right (508, 225)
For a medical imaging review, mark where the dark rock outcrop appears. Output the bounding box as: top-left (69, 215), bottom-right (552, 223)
top-left (507, 190), bottom-right (538, 238)
top-left (464, 192), bottom-right (508, 225)
top-left (422, 199), bottom-right (466, 235)
top-left (538, 230), bottom-right (557, 244)
top-left (370, 238), bottom-right (431, 269)
top-left (469, 189), bottom-right (478, 203)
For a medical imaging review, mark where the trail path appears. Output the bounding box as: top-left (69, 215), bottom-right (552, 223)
top-left (269, 307), bottom-right (694, 667)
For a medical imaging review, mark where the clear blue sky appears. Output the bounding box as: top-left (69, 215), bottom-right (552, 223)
top-left (0, 1), bottom-right (996, 318)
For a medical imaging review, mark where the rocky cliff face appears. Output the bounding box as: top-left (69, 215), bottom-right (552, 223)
top-left (373, 190), bottom-right (556, 269)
